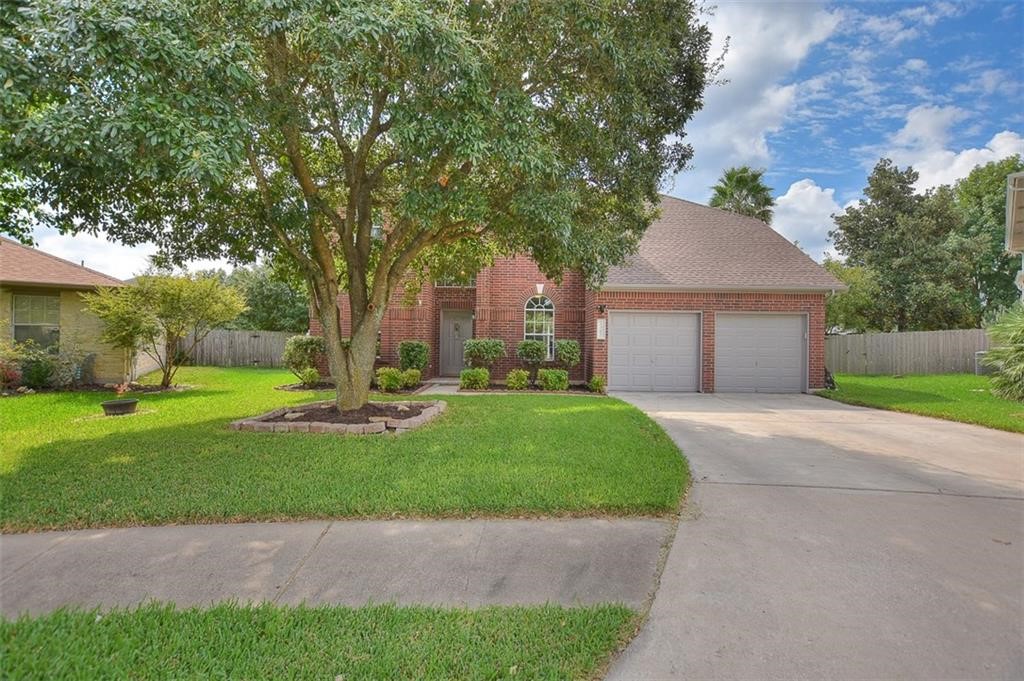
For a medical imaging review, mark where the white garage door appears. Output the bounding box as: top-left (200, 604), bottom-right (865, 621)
top-left (715, 314), bottom-right (806, 393)
top-left (608, 312), bottom-right (700, 391)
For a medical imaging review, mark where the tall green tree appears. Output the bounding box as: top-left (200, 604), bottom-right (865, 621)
top-left (953, 155), bottom-right (1024, 318)
top-left (227, 264), bottom-right (309, 333)
top-left (2, 0), bottom-right (715, 410)
top-left (830, 159), bottom-right (980, 331)
top-left (822, 258), bottom-right (883, 333)
top-left (709, 166), bottom-right (774, 223)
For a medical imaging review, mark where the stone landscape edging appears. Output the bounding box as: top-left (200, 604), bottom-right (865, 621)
top-left (230, 400), bottom-right (447, 435)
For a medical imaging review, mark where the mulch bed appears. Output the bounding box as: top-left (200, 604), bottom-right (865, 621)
top-left (460, 385), bottom-right (597, 394)
top-left (275, 382), bottom-right (422, 395)
top-left (1, 383), bottom-right (187, 398)
top-left (266, 401), bottom-right (427, 425)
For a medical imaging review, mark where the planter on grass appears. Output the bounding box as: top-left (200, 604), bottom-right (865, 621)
top-left (101, 398), bottom-right (139, 416)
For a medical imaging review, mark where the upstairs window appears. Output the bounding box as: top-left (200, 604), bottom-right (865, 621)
top-left (524, 295), bottom-right (555, 360)
top-left (13, 294), bottom-right (60, 347)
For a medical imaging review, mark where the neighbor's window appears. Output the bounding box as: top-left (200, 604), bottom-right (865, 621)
top-left (524, 294), bottom-right (555, 360)
top-left (12, 294), bottom-right (60, 347)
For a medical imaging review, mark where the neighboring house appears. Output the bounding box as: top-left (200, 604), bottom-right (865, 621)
top-left (312, 195), bottom-right (844, 393)
top-left (0, 237), bottom-right (157, 383)
top-left (1006, 171), bottom-right (1024, 301)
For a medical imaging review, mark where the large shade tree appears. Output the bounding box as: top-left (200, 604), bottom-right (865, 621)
top-left (1, 0), bottom-right (715, 409)
top-left (709, 166), bottom-right (774, 223)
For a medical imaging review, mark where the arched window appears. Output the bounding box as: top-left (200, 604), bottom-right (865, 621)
top-left (524, 295), bottom-right (555, 360)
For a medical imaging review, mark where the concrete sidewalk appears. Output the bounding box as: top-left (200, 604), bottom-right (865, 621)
top-left (0, 518), bottom-right (669, 616)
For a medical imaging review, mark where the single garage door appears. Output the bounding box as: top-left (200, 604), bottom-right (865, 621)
top-left (608, 312), bottom-right (700, 391)
top-left (715, 314), bottom-right (806, 393)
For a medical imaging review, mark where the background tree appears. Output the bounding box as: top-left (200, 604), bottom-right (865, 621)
top-left (2, 0), bottom-right (715, 410)
top-left (830, 160), bottom-right (980, 331)
top-left (709, 166), bottom-right (775, 223)
top-left (85, 275), bottom-right (245, 388)
top-left (224, 264), bottom-right (309, 333)
top-left (953, 155), bottom-right (1024, 319)
top-left (822, 258), bottom-right (882, 333)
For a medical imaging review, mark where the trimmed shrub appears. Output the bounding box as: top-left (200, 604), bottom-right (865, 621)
top-left (400, 368), bottom-right (422, 389)
top-left (283, 335), bottom-right (326, 379)
top-left (460, 367), bottom-right (490, 390)
top-left (554, 339), bottom-right (581, 370)
top-left (516, 339), bottom-right (547, 385)
top-left (983, 304), bottom-right (1024, 401)
top-left (297, 367), bottom-right (321, 389)
top-left (21, 354), bottom-right (55, 389)
top-left (505, 368), bottom-right (529, 390)
top-left (537, 368), bottom-right (569, 391)
top-left (398, 341), bottom-right (429, 372)
top-left (463, 339), bottom-right (505, 368)
top-left (0, 358), bottom-right (22, 389)
top-left (588, 374), bottom-right (607, 394)
top-left (375, 367), bottom-right (403, 393)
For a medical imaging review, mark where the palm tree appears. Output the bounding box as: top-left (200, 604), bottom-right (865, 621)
top-left (709, 166), bottom-right (775, 223)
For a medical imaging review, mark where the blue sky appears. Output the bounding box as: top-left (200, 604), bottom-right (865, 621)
top-left (665, 0), bottom-right (1024, 260)
top-left (34, 0), bottom-right (1024, 277)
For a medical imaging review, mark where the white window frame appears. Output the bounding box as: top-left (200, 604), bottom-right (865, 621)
top-left (524, 294), bottom-right (555, 360)
top-left (12, 293), bottom-right (61, 347)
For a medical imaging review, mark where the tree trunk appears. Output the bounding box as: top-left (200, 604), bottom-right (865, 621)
top-left (313, 283), bottom-right (383, 412)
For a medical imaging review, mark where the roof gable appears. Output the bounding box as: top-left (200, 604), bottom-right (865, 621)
top-left (604, 196), bottom-right (844, 291)
top-left (0, 237), bottom-right (124, 289)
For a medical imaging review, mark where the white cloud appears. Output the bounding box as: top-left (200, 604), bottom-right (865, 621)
top-left (668, 1), bottom-right (840, 200)
top-left (32, 228), bottom-right (228, 280)
top-left (901, 58), bottom-right (929, 74)
top-left (773, 179), bottom-right (842, 261)
top-left (877, 105), bottom-right (1024, 189)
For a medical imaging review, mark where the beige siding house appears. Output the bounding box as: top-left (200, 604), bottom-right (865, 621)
top-left (1006, 171), bottom-right (1024, 301)
top-left (0, 237), bottom-right (158, 383)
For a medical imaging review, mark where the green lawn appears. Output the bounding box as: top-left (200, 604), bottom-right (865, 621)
top-left (0, 367), bottom-right (686, 531)
top-left (1, 603), bottom-right (634, 680)
top-left (818, 373), bottom-right (1024, 433)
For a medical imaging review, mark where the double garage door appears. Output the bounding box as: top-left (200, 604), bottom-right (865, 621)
top-left (608, 312), bottom-right (806, 393)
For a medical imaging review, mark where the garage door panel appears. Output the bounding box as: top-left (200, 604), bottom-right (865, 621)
top-left (609, 312), bottom-right (700, 392)
top-left (716, 315), bottom-right (805, 393)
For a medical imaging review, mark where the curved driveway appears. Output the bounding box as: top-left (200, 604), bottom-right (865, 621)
top-left (609, 393), bottom-right (1023, 681)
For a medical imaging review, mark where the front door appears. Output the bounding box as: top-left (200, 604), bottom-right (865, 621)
top-left (440, 310), bottom-right (473, 376)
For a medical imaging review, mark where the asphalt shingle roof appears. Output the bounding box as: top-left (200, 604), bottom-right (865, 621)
top-left (0, 237), bottom-right (124, 289)
top-left (604, 195), bottom-right (844, 291)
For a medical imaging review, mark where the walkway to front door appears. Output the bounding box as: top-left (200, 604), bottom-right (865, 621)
top-left (440, 310), bottom-right (472, 376)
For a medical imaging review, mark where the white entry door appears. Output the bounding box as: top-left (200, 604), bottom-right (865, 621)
top-left (608, 312), bottom-right (700, 391)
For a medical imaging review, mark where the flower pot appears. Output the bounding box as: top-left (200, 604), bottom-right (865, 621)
top-left (101, 398), bottom-right (139, 416)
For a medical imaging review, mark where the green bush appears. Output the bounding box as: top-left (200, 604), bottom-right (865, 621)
top-left (554, 340), bottom-right (581, 369)
top-left (983, 304), bottom-right (1024, 401)
top-left (283, 335), bottom-right (326, 379)
top-left (537, 368), bottom-right (569, 391)
top-left (375, 367), bottom-right (403, 393)
top-left (400, 368), bottom-right (422, 389)
top-left (297, 367), bottom-right (321, 389)
top-left (398, 341), bottom-right (430, 371)
top-left (463, 339), bottom-right (505, 368)
top-left (18, 342), bottom-right (56, 389)
top-left (505, 368), bottom-right (529, 390)
top-left (459, 367), bottom-right (490, 390)
top-left (516, 339), bottom-right (547, 385)
top-left (588, 374), bottom-right (607, 394)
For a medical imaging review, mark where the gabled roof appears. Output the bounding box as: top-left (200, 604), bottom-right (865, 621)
top-left (604, 195), bottom-right (844, 292)
top-left (0, 236), bottom-right (124, 289)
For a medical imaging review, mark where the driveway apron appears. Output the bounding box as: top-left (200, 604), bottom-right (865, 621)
top-left (608, 393), bottom-right (1023, 681)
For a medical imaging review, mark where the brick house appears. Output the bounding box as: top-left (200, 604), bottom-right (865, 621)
top-left (311, 195), bottom-right (844, 393)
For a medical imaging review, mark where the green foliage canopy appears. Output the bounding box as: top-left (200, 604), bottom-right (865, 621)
top-left (709, 166), bottom-right (775, 223)
top-left (2, 0), bottom-right (716, 409)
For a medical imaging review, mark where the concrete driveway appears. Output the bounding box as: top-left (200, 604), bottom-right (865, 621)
top-left (609, 393), bottom-right (1024, 681)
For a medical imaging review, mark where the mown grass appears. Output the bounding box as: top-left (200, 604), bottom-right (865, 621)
top-left (0, 367), bottom-right (686, 531)
top-left (0, 602), bottom-right (635, 680)
top-left (818, 373), bottom-right (1024, 434)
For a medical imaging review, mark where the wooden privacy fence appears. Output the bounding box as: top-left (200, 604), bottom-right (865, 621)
top-left (825, 329), bottom-right (990, 375)
top-left (186, 329), bottom-right (299, 368)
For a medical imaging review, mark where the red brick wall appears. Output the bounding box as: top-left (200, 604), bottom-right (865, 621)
top-left (472, 256), bottom-right (587, 382)
top-left (590, 290), bottom-right (827, 391)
